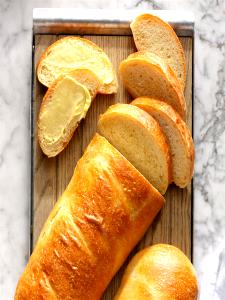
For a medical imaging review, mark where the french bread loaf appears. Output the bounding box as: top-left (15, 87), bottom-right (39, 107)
top-left (131, 13), bottom-right (186, 90)
top-left (119, 51), bottom-right (186, 119)
top-left (98, 104), bottom-right (172, 194)
top-left (37, 36), bottom-right (118, 94)
top-left (38, 74), bottom-right (92, 157)
top-left (132, 97), bottom-right (194, 187)
top-left (15, 134), bottom-right (165, 300)
top-left (114, 244), bottom-right (198, 300)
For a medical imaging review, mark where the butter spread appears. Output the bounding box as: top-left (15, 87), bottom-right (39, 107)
top-left (40, 76), bottom-right (91, 143)
top-left (45, 39), bottom-right (114, 85)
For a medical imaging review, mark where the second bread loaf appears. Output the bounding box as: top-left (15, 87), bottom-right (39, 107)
top-left (115, 244), bottom-right (198, 300)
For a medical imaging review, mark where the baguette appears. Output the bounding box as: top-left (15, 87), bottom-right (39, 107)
top-left (15, 134), bottom-right (165, 300)
top-left (38, 74), bottom-right (92, 157)
top-left (37, 36), bottom-right (118, 94)
top-left (114, 244), bottom-right (198, 300)
top-left (131, 13), bottom-right (186, 90)
top-left (119, 51), bottom-right (186, 119)
top-left (98, 104), bottom-right (172, 194)
top-left (132, 97), bottom-right (194, 187)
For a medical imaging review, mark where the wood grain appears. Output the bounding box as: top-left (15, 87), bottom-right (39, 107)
top-left (32, 34), bottom-right (192, 299)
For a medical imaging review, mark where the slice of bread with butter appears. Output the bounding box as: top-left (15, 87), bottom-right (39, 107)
top-left (38, 73), bottom-right (92, 157)
top-left (37, 36), bottom-right (118, 94)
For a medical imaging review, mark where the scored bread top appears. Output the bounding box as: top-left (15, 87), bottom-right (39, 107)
top-left (37, 36), bottom-right (118, 94)
top-left (131, 13), bottom-right (186, 90)
top-left (38, 74), bottom-right (92, 157)
top-left (119, 51), bottom-right (186, 120)
top-left (98, 103), bottom-right (172, 194)
top-left (15, 134), bottom-right (165, 300)
top-left (114, 244), bottom-right (198, 300)
top-left (131, 97), bottom-right (194, 187)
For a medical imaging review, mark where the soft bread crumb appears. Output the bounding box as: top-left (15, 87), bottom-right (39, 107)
top-left (132, 97), bottom-right (194, 188)
top-left (119, 51), bottom-right (186, 120)
top-left (131, 14), bottom-right (186, 90)
top-left (98, 103), bottom-right (172, 194)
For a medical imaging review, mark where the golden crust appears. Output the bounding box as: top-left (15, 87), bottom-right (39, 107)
top-left (119, 51), bottom-right (186, 120)
top-left (37, 36), bottom-right (118, 94)
top-left (130, 14), bottom-right (186, 90)
top-left (14, 134), bottom-right (165, 300)
top-left (131, 97), bottom-right (194, 187)
top-left (115, 244), bottom-right (198, 300)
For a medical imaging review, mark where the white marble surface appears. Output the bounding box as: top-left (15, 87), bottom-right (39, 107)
top-left (1, 0), bottom-right (225, 299)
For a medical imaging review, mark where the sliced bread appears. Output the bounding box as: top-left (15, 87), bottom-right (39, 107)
top-left (132, 97), bottom-right (194, 188)
top-left (66, 69), bottom-right (100, 99)
top-left (37, 36), bottom-right (118, 94)
top-left (130, 14), bottom-right (186, 90)
top-left (97, 103), bottom-right (172, 194)
top-left (119, 51), bottom-right (186, 119)
top-left (38, 74), bottom-right (92, 157)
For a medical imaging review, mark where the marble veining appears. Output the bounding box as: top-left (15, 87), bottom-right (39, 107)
top-left (0, 0), bottom-right (225, 299)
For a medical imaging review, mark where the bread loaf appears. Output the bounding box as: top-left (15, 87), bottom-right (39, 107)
top-left (37, 36), bottom-right (118, 94)
top-left (131, 14), bottom-right (186, 90)
top-left (132, 97), bottom-right (194, 187)
top-left (15, 134), bottom-right (165, 300)
top-left (98, 104), bottom-right (172, 194)
top-left (114, 244), bottom-right (198, 300)
top-left (119, 51), bottom-right (186, 119)
top-left (38, 74), bottom-right (92, 157)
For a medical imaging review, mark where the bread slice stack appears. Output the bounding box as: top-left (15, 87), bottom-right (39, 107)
top-left (36, 37), bottom-right (118, 157)
top-left (113, 13), bottom-right (194, 191)
top-left (120, 13), bottom-right (187, 119)
top-left (130, 14), bottom-right (186, 90)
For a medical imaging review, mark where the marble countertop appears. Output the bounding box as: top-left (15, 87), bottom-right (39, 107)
top-left (1, 0), bottom-right (225, 299)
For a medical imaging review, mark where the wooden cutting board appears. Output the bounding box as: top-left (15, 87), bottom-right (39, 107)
top-left (32, 31), bottom-right (193, 299)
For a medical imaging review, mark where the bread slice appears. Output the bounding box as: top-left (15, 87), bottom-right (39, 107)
top-left (37, 36), bottom-right (118, 94)
top-left (66, 68), bottom-right (100, 99)
top-left (114, 244), bottom-right (198, 300)
top-left (38, 74), bottom-right (92, 157)
top-left (97, 104), bottom-right (172, 194)
top-left (131, 14), bottom-right (186, 90)
top-left (119, 51), bottom-right (186, 119)
top-left (132, 97), bottom-right (194, 188)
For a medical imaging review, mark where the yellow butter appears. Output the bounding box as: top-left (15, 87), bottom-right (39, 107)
top-left (45, 39), bottom-right (114, 85)
top-left (40, 76), bottom-right (91, 143)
